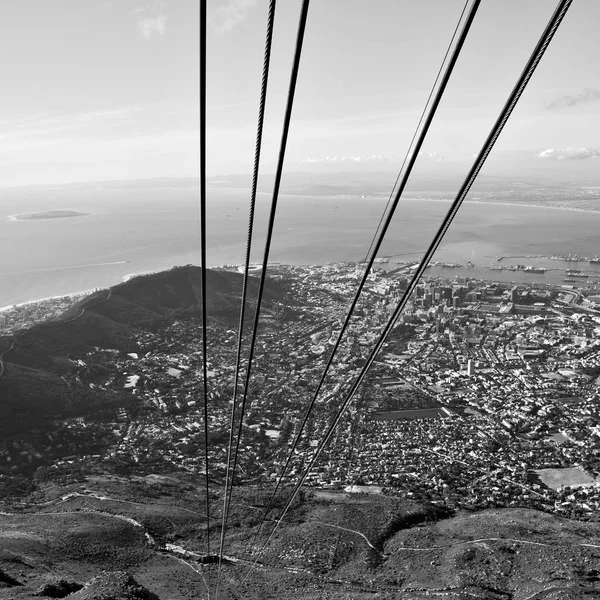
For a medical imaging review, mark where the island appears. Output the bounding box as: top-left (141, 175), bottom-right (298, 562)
top-left (8, 210), bottom-right (91, 221)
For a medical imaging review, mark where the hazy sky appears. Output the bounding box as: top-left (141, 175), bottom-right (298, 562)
top-left (0, 0), bottom-right (598, 186)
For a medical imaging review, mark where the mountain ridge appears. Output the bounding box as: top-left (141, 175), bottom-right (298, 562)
top-left (0, 266), bottom-right (281, 436)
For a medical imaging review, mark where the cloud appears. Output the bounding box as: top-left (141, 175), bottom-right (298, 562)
top-left (537, 147), bottom-right (600, 160)
top-left (300, 153), bottom-right (448, 165)
top-left (545, 88), bottom-right (600, 110)
top-left (417, 151), bottom-right (445, 161)
top-left (301, 155), bottom-right (394, 164)
top-left (209, 0), bottom-right (258, 35)
top-left (133, 0), bottom-right (167, 40)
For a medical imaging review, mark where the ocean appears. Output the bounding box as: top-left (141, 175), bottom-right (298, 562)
top-left (1, 183), bottom-right (600, 308)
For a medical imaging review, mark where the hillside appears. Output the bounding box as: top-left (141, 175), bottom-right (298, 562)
top-left (0, 266), bottom-right (281, 436)
top-left (0, 478), bottom-right (599, 599)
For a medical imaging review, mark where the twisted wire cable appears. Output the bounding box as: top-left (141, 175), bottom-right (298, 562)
top-left (214, 0), bottom-right (311, 590)
top-left (214, 0), bottom-right (277, 596)
top-left (363, 0), bottom-right (470, 264)
top-left (245, 0), bottom-right (482, 558)
top-left (242, 0), bottom-right (573, 582)
top-left (199, 0), bottom-right (212, 595)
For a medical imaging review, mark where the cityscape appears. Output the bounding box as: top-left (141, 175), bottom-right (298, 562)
top-left (2, 262), bottom-right (600, 596)
top-left (3, 264), bottom-right (600, 515)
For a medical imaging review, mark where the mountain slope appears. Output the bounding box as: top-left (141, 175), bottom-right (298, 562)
top-left (0, 266), bottom-right (281, 436)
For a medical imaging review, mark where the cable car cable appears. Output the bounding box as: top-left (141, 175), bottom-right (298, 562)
top-left (363, 0), bottom-right (470, 265)
top-left (246, 0), bottom-right (481, 558)
top-left (199, 0), bottom-right (212, 595)
top-left (242, 0), bottom-right (573, 579)
top-left (215, 0), bottom-right (277, 596)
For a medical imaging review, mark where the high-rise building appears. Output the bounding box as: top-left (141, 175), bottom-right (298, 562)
top-left (441, 287), bottom-right (453, 301)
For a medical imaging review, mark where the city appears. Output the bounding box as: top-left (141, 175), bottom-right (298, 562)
top-left (2, 263), bottom-right (599, 523)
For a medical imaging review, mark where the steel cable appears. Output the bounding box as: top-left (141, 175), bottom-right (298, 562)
top-left (362, 0), bottom-right (471, 265)
top-left (245, 0), bottom-right (482, 559)
top-left (199, 0), bottom-right (212, 596)
top-left (215, 0), bottom-right (277, 597)
top-left (216, 0), bottom-right (311, 590)
top-left (242, 0), bottom-right (573, 581)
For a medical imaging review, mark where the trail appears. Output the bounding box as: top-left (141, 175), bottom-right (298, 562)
top-left (310, 520), bottom-right (380, 553)
top-left (389, 535), bottom-right (599, 555)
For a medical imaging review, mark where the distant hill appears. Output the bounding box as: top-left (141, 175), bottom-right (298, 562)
top-left (0, 266), bottom-right (281, 436)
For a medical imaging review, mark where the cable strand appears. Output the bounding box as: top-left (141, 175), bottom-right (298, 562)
top-left (242, 0), bottom-right (573, 582)
top-left (199, 0), bottom-right (211, 596)
top-left (362, 0), bottom-right (470, 265)
top-left (245, 0), bottom-right (482, 559)
top-left (217, 0), bottom-right (310, 576)
top-left (214, 0), bottom-right (277, 597)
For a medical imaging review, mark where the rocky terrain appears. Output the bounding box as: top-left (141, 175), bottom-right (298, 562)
top-left (1, 475), bottom-right (600, 599)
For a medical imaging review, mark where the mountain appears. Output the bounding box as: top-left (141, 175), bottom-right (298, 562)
top-left (70, 572), bottom-right (160, 600)
top-left (0, 266), bottom-right (281, 436)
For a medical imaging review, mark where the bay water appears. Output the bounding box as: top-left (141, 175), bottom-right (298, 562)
top-left (1, 183), bottom-right (599, 308)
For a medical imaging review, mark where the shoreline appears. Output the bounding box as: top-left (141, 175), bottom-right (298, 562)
top-left (0, 289), bottom-right (97, 313)
top-left (0, 268), bottom-right (171, 310)
top-left (0, 256), bottom-right (596, 314)
top-left (211, 186), bottom-right (600, 215)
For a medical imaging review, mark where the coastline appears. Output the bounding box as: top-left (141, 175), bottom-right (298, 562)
top-left (0, 269), bottom-right (173, 311)
top-left (211, 186), bottom-right (600, 215)
top-left (0, 289), bottom-right (97, 313)
top-left (1, 270), bottom-right (194, 312)
top-left (2, 190), bottom-right (599, 309)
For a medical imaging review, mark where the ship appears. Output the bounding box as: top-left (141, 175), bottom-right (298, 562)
top-left (566, 271), bottom-right (589, 278)
top-left (589, 257), bottom-right (600, 264)
top-left (550, 255), bottom-right (581, 262)
top-left (524, 266), bottom-right (546, 274)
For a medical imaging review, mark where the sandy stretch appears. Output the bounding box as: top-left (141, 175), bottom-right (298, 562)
top-left (210, 186), bottom-right (600, 215)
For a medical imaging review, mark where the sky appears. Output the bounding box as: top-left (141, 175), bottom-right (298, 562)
top-left (0, 0), bottom-right (598, 187)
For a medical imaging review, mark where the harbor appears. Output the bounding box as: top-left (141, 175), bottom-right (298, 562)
top-left (385, 252), bottom-right (600, 288)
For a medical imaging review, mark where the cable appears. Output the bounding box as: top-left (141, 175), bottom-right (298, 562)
top-left (242, 0), bottom-right (573, 580)
top-left (215, 0), bottom-right (311, 587)
top-left (199, 1), bottom-right (212, 596)
top-left (215, 0), bottom-right (277, 597)
top-left (247, 0), bottom-right (482, 557)
top-left (363, 0), bottom-right (470, 264)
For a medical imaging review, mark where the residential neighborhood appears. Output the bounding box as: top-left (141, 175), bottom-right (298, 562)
top-left (1, 263), bottom-right (599, 520)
